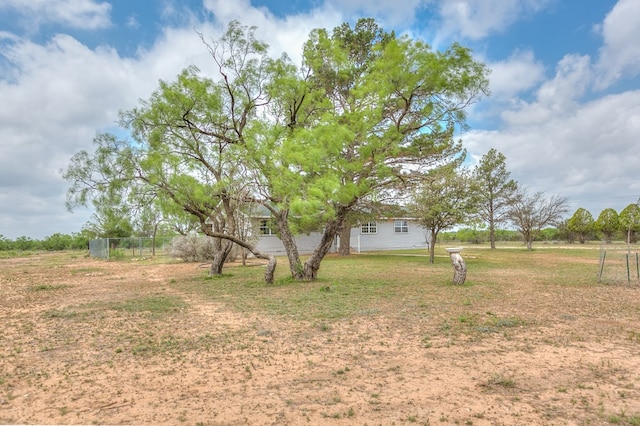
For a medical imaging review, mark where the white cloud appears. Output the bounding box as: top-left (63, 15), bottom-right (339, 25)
top-left (126, 16), bottom-right (140, 29)
top-left (594, 0), bottom-right (640, 89)
top-left (0, 1), bottom-right (350, 238)
top-left (0, 33), bottom-right (142, 238)
top-left (487, 49), bottom-right (545, 100)
top-left (501, 53), bottom-right (592, 127)
top-left (0, 0), bottom-right (112, 30)
top-left (432, 0), bottom-right (552, 40)
top-left (464, 88), bottom-right (640, 215)
top-left (202, 0), bottom-right (343, 64)
top-left (0, 0), bottom-right (638, 239)
top-left (461, 0), bottom-right (640, 217)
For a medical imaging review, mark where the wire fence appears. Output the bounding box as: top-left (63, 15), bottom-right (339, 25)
top-left (89, 237), bottom-right (174, 260)
top-left (598, 243), bottom-right (640, 285)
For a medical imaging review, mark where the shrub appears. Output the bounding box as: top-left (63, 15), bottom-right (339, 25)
top-left (171, 235), bottom-right (244, 263)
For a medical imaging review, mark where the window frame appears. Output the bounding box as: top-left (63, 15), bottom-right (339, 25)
top-left (361, 221), bottom-right (377, 234)
top-left (259, 219), bottom-right (275, 236)
top-left (394, 219), bottom-right (409, 234)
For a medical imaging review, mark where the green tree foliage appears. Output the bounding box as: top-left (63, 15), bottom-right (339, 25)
top-left (41, 233), bottom-right (74, 251)
top-left (409, 165), bottom-right (477, 263)
top-left (64, 19), bottom-right (489, 282)
top-left (12, 236), bottom-right (38, 251)
top-left (65, 24), bottom-right (279, 281)
top-left (472, 148), bottom-right (518, 249)
top-left (619, 202), bottom-right (640, 244)
top-left (566, 207), bottom-right (594, 244)
top-left (507, 189), bottom-right (569, 250)
top-left (594, 208), bottom-right (619, 243)
top-left (264, 18), bottom-right (489, 279)
top-left (82, 204), bottom-right (133, 239)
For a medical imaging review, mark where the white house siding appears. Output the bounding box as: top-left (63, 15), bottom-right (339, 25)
top-left (349, 220), bottom-right (429, 252)
top-left (254, 220), bottom-right (428, 255)
top-left (255, 232), bottom-right (336, 255)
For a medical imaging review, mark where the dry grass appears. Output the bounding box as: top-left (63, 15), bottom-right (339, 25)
top-left (1, 245), bottom-right (640, 425)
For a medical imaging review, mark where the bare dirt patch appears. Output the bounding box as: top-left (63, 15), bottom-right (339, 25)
top-left (1, 251), bottom-right (640, 425)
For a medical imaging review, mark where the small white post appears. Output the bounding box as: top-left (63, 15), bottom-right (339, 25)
top-left (445, 247), bottom-right (467, 285)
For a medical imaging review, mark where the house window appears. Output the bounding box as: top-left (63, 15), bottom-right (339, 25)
top-left (361, 221), bottom-right (377, 234)
top-left (259, 219), bottom-right (275, 235)
top-left (394, 220), bottom-right (409, 233)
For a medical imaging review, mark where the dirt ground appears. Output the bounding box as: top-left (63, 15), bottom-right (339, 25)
top-left (1, 252), bottom-right (640, 425)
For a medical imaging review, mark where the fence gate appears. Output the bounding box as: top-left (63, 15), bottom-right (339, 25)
top-left (89, 237), bottom-right (173, 260)
top-left (89, 238), bottom-right (109, 259)
top-left (598, 244), bottom-right (640, 285)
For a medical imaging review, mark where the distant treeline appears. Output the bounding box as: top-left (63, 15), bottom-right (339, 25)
top-left (0, 233), bottom-right (92, 251)
top-left (440, 226), bottom-right (635, 245)
top-left (0, 224), bottom-right (634, 253)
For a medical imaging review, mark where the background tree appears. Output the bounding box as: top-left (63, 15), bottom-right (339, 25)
top-left (566, 207), bottom-right (594, 244)
top-left (539, 227), bottom-right (562, 242)
top-left (594, 208), bottom-right (619, 243)
top-left (408, 165), bottom-right (477, 263)
top-left (555, 218), bottom-right (573, 243)
top-left (472, 148), bottom-right (518, 249)
top-left (507, 189), bottom-right (569, 250)
top-left (82, 203), bottom-right (133, 239)
top-left (66, 24), bottom-right (278, 282)
top-left (619, 202), bottom-right (640, 244)
top-left (41, 233), bottom-right (74, 251)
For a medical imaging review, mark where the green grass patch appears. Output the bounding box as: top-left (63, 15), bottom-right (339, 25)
top-left (188, 259), bottom-right (418, 320)
top-left (30, 283), bottom-right (70, 292)
top-left (485, 372), bottom-right (517, 388)
top-left (43, 308), bottom-right (80, 319)
top-left (42, 295), bottom-right (187, 322)
top-left (107, 295), bottom-right (187, 315)
top-left (177, 246), bottom-right (602, 323)
top-left (0, 250), bottom-right (36, 259)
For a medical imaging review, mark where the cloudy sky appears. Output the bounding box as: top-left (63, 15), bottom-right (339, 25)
top-left (0, 0), bottom-right (639, 239)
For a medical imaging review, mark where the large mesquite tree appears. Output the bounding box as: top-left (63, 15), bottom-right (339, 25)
top-left (65, 19), bottom-right (489, 282)
top-left (65, 23), bottom-right (278, 282)
top-left (259, 19), bottom-right (489, 280)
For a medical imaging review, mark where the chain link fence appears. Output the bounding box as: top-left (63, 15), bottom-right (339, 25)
top-left (89, 237), bottom-right (174, 260)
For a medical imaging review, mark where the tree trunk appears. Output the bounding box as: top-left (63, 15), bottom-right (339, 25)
top-left (209, 239), bottom-right (233, 276)
top-left (429, 229), bottom-right (437, 264)
top-left (303, 215), bottom-right (343, 281)
top-left (525, 237), bottom-right (533, 250)
top-left (201, 230), bottom-right (277, 284)
top-left (273, 210), bottom-right (304, 280)
top-left (489, 209), bottom-right (496, 249)
top-left (338, 224), bottom-right (351, 256)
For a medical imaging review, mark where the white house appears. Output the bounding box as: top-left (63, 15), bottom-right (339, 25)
top-left (254, 217), bottom-right (429, 255)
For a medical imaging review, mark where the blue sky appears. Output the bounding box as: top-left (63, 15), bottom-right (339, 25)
top-left (0, 0), bottom-right (639, 239)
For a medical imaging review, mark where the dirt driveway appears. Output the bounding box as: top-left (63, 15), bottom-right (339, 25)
top-left (1, 252), bottom-right (639, 425)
